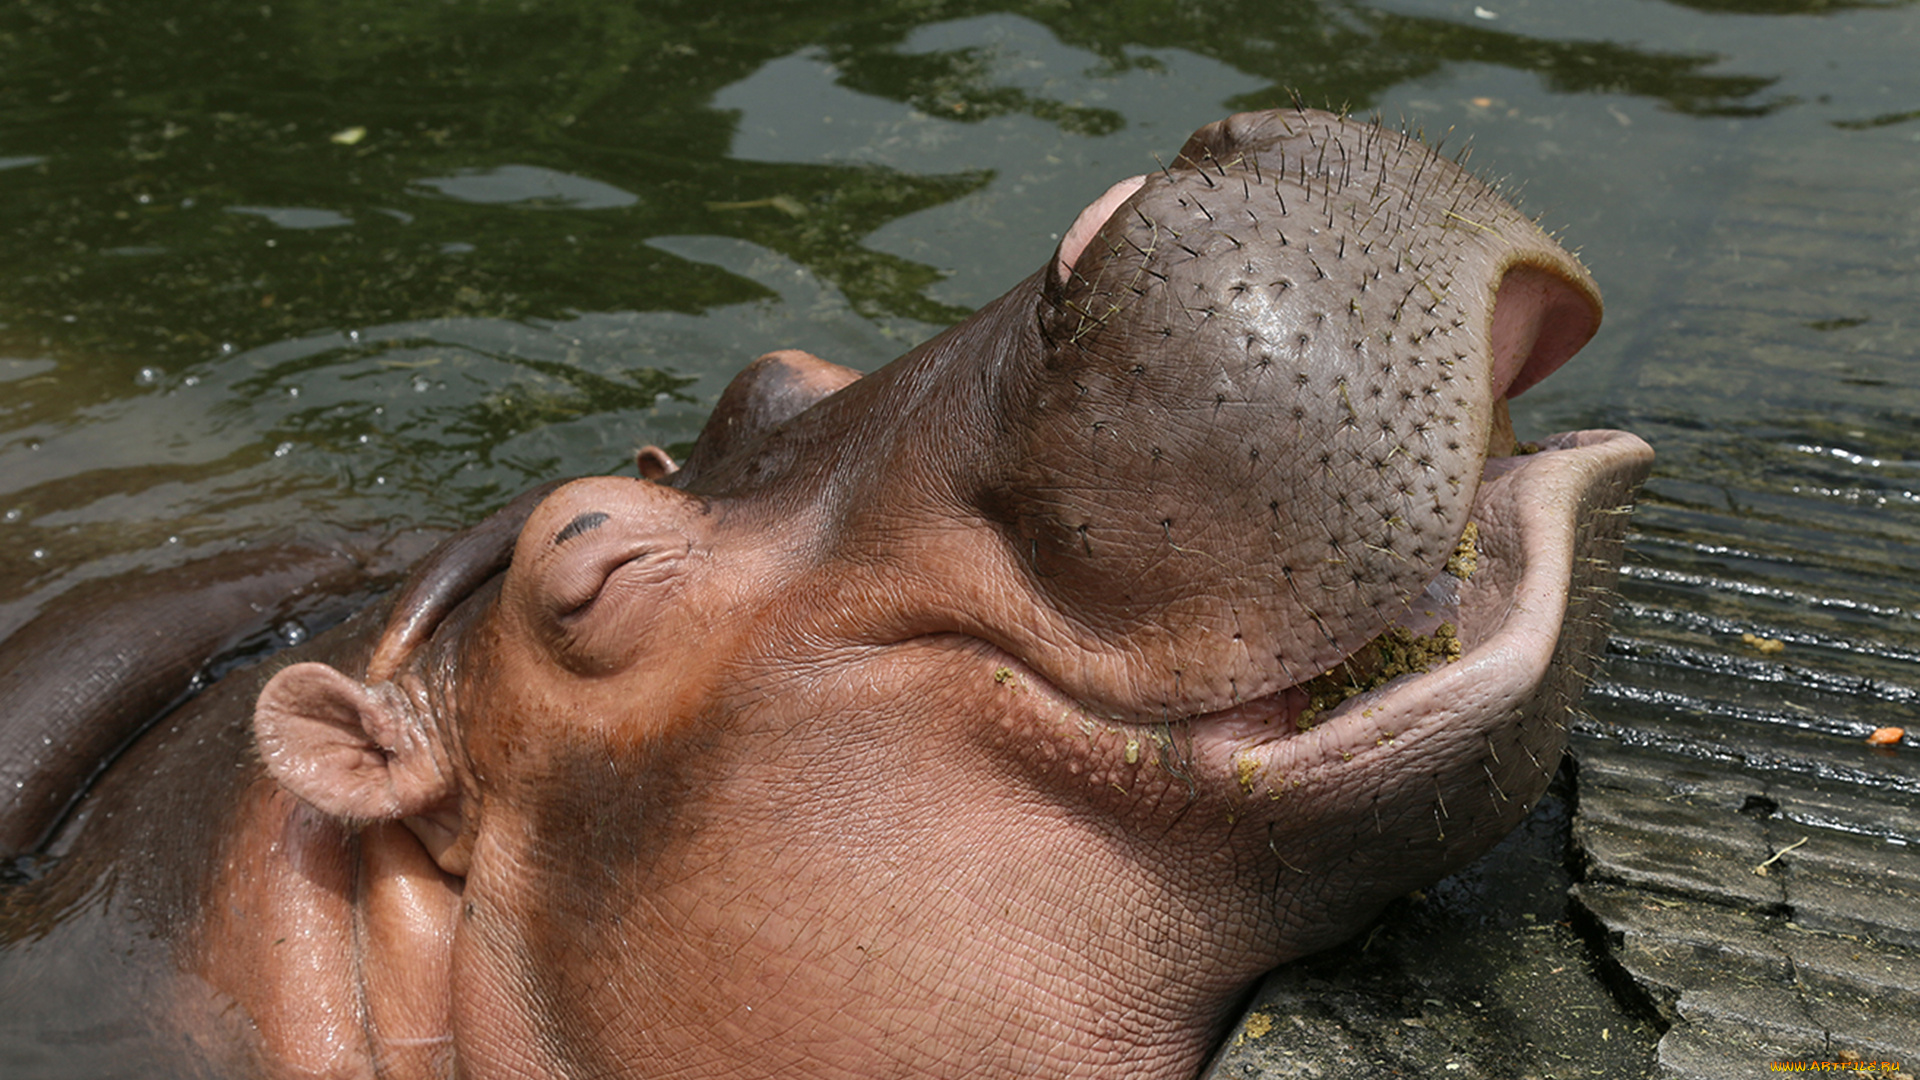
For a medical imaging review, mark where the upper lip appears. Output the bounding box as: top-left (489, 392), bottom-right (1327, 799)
top-left (1170, 428), bottom-right (1653, 744)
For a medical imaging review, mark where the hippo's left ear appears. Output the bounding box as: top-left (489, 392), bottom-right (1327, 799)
top-left (254, 662), bottom-right (455, 828)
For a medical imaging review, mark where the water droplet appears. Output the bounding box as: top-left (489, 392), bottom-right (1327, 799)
top-left (277, 621), bottom-right (309, 647)
top-left (411, 375), bottom-right (431, 393)
top-left (136, 366), bottom-right (161, 386)
top-left (347, 329), bottom-right (361, 343)
top-left (30, 548), bottom-right (46, 559)
top-left (183, 374), bottom-right (200, 386)
top-left (136, 193), bottom-right (152, 205)
top-left (219, 342), bottom-right (236, 355)
top-left (3, 509), bottom-right (20, 523)
top-left (287, 386), bottom-right (300, 397)
top-left (273, 441), bottom-right (294, 458)
top-left (166, 535), bottom-right (180, 544)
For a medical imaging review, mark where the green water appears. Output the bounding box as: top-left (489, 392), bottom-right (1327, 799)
top-left (8, 0), bottom-right (1915, 637)
top-left (2, 0), bottom-right (1918, 1072)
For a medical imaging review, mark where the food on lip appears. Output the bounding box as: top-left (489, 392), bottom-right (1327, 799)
top-left (1294, 623), bottom-right (1465, 732)
top-left (1446, 522), bottom-right (1482, 582)
top-left (1291, 514), bottom-right (1487, 731)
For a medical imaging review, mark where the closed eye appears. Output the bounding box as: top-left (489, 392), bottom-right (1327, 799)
top-left (543, 545), bottom-right (685, 675)
top-left (551, 546), bottom-right (660, 624)
top-left (554, 511), bottom-right (610, 546)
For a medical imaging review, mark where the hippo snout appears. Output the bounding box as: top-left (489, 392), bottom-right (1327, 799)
top-left (973, 109), bottom-right (1611, 724)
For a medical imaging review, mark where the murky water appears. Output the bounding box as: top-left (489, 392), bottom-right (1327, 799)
top-left (3, 0), bottom-right (1917, 1073)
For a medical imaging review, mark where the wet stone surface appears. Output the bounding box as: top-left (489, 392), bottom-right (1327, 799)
top-left (1204, 721), bottom-right (1920, 1080)
top-left (1203, 767), bottom-right (1661, 1080)
top-left (1572, 735), bottom-right (1920, 1078)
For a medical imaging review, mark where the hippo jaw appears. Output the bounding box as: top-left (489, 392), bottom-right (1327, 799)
top-left (1197, 429), bottom-right (1648, 749)
top-left (961, 425), bottom-right (1651, 957)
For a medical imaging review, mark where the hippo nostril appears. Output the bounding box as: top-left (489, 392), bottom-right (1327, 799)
top-left (553, 511), bottom-right (610, 546)
top-left (1053, 174), bottom-right (1147, 285)
top-left (1490, 263), bottom-right (1603, 398)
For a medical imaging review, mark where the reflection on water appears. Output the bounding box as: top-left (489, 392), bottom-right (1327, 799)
top-left (2, 0), bottom-right (1918, 1072)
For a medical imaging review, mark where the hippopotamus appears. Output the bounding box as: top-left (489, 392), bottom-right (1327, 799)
top-left (0, 108), bottom-right (1652, 1079)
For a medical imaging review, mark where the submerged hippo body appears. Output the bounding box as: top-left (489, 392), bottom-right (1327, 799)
top-left (0, 109), bottom-right (1651, 1079)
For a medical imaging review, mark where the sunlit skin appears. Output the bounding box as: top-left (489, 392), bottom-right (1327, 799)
top-left (2, 110), bottom-right (1649, 1080)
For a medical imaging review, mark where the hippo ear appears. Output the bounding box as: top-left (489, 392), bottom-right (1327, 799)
top-left (253, 662), bottom-right (453, 825)
top-left (635, 445), bottom-right (678, 481)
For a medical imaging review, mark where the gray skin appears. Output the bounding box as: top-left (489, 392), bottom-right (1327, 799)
top-left (0, 109), bottom-right (1651, 1080)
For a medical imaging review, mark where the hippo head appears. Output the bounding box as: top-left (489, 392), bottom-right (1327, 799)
top-left (253, 110), bottom-right (1651, 1078)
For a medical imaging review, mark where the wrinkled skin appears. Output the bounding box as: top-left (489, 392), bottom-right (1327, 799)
top-left (0, 110), bottom-right (1651, 1079)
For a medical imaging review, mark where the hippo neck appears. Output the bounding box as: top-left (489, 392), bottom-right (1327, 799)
top-left (444, 725), bottom-right (1263, 1080)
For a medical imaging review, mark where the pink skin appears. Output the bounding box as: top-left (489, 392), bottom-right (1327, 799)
top-left (1055, 174), bottom-right (1146, 285)
top-left (230, 429), bottom-right (1648, 1079)
top-left (201, 110), bottom-right (1651, 1079)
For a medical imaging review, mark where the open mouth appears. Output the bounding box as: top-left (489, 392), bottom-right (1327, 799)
top-left (963, 412), bottom-right (1653, 815)
top-left (1187, 424), bottom-right (1653, 765)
